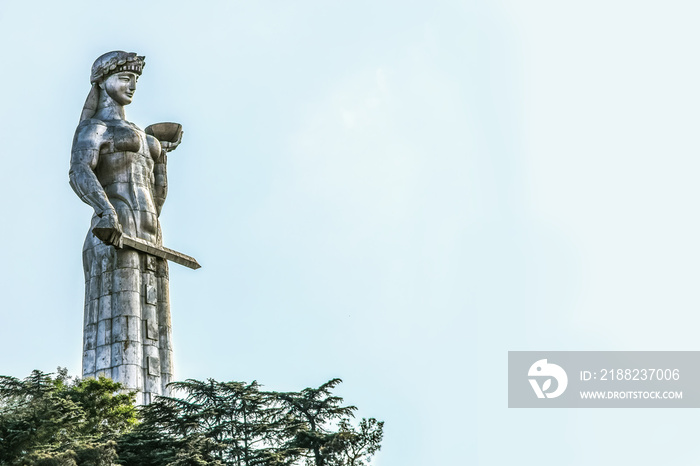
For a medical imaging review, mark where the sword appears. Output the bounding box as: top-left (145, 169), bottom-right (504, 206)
top-left (92, 224), bottom-right (201, 270)
top-left (121, 235), bottom-right (201, 270)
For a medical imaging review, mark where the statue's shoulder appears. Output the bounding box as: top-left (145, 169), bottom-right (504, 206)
top-left (76, 118), bottom-right (108, 131)
top-left (72, 118), bottom-right (110, 150)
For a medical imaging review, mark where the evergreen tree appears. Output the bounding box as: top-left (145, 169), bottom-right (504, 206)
top-left (0, 369), bottom-right (135, 465)
top-left (325, 418), bottom-right (383, 466)
top-left (118, 379), bottom-right (285, 466)
top-left (0, 371), bottom-right (383, 466)
top-left (272, 379), bottom-right (357, 466)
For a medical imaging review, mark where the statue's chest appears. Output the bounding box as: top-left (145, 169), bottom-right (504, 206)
top-left (99, 124), bottom-right (154, 176)
top-left (109, 124), bottom-right (147, 153)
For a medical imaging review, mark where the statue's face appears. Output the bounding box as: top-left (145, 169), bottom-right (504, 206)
top-left (102, 71), bottom-right (138, 106)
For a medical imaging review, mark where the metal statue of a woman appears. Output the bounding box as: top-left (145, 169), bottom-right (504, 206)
top-left (69, 51), bottom-right (199, 404)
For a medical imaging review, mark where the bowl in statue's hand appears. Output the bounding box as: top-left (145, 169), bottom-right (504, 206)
top-left (144, 122), bottom-right (183, 143)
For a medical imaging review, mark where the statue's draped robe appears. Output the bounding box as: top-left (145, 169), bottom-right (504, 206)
top-left (70, 118), bottom-right (172, 405)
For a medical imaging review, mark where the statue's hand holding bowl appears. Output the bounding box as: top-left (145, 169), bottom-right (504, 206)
top-left (161, 137), bottom-right (182, 153)
top-left (92, 211), bottom-right (123, 248)
top-left (145, 122), bottom-right (183, 153)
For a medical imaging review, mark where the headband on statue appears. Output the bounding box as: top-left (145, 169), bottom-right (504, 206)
top-left (90, 51), bottom-right (145, 84)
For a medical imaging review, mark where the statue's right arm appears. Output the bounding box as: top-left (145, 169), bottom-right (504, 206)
top-left (69, 120), bottom-right (114, 217)
top-left (70, 120), bottom-right (124, 247)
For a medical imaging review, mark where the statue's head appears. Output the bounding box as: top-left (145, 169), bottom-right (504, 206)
top-left (79, 51), bottom-right (145, 122)
top-left (90, 51), bottom-right (145, 84)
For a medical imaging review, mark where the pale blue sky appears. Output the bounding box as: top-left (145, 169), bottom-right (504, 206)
top-left (2, 1), bottom-right (700, 465)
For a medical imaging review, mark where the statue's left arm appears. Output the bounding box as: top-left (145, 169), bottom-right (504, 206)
top-left (147, 131), bottom-right (182, 216)
top-left (147, 135), bottom-right (167, 216)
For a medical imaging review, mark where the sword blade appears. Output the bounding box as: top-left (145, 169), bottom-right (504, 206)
top-left (121, 235), bottom-right (201, 270)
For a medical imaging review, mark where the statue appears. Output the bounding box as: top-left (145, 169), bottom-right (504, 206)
top-left (69, 51), bottom-right (199, 404)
